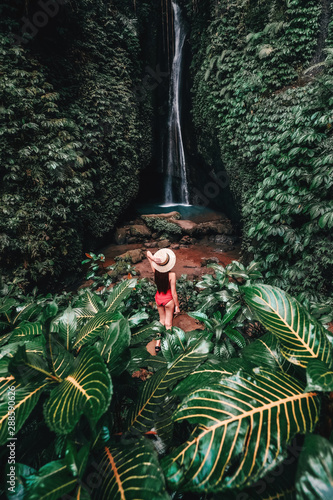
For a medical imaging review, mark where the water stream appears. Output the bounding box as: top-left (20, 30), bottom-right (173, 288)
top-left (165, 1), bottom-right (190, 205)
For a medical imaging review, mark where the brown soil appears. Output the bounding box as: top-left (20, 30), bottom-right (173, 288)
top-left (101, 240), bottom-right (241, 281)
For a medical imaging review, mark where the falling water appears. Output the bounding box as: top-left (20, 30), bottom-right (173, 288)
top-left (165, 1), bottom-right (190, 205)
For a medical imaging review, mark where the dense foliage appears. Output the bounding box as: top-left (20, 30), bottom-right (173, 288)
top-left (0, 266), bottom-right (333, 499)
top-left (186, 0), bottom-right (333, 302)
top-left (0, 0), bottom-right (155, 287)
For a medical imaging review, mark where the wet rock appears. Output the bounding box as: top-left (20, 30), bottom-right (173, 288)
top-left (129, 224), bottom-right (151, 239)
top-left (142, 211), bottom-right (181, 221)
top-left (172, 219), bottom-right (198, 235)
top-left (114, 227), bottom-right (127, 245)
top-left (179, 235), bottom-right (192, 245)
top-left (201, 256), bottom-right (220, 267)
top-left (115, 248), bottom-right (144, 264)
top-left (144, 241), bottom-right (158, 248)
top-left (157, 239), bottom-right (171, 248)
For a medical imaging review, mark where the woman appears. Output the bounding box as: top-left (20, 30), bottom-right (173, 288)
top-left (147, 248), bottom-right (180, 353)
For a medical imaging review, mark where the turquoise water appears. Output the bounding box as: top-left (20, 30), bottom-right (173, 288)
top-left (136, 203), bottom-right (224, 223)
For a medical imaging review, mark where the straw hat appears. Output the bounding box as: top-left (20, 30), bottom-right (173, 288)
top-left (152, 248), bottom-right (176, 273)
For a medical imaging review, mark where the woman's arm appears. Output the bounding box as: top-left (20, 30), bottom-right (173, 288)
top-left (170, 273), bottom-right (180, 313)
top-left (146, 251), bottom-right (162, 272)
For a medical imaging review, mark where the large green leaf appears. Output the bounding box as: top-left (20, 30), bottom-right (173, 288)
top-left (51, 307), bottom-right (77, 350)
top-left (25, 459), bottom-right (77, 499)
top-left (0, 377), bottom-right (49, 444)
top-left (9, 345), bottom-right (57, 384)
top-left (96, 316), bottom-right (131, 375)
top-left (161, 327), bottom-right (187, 362)
top-left (73, 311), bottom-right (122, 350)
top-left (130, 320), bottom-right (164, 346)
top-left (9, 321), bottom-right (43, 342)
top-left (105, 279), bottom-right (137, 314)
top-left (127, 338), bottom-right (211, 433)
top-left (171, 358), bottom-right (246, 398)
top-left (162, 368), bottom-right (320, 493)
top-left (241, 332), bottom-right (290, 372)
top-left (46, 337), bottom-right (75, 379)
top-left (44, 347), bottom-right (112, 434)
top-left (305, 359), bottom-right (333, 392)
top-left (92, 438), bottom-right (170, 500)
top-left (243, 285), bottom-right (333, 368)
top-left (295, 434), bottom-right (333, 500)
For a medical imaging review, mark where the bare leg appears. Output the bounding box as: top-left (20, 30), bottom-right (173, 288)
top-left (156, 304), bottom-right (166, 349)
top-left (164, 300), bottom-right (175, 330)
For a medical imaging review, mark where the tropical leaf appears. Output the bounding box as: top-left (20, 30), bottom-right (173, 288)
top-left (305, 359), bottom-right (333, 392)
top-left (162, 368), bottom-right (320, 492)
top-left (0, 378), bottom-right (49, 444)
top-left (9, 321), bottom-right (43, 342)
top-left (0, 298), bottom-right (17, 314)
top-left (12, 303), bottom-right (40, 325)
top-left (127, 338), bottom-right (211, 433)
top-left (9, 345), bottom-right (57, 384)
top-left (241, 332), bottom-right (289, 372)
top-left (161, 327), bottom-right (187, 362)
top-left (73, 311), bottom-right (122, 350)
top-left (105, 279), bottom-right (137, 314)
top-left (44, 347), bottom-right (112, 434)
top-left (0, 337), bottom-right (46, 363)
top-left (92, 438), bottom-right (170, 500)
top-left (243, 285), bottom-right (333, 368)
top-left (25, 459), bottom-right (77, 499)
top-left (51, 307), bottom-right (77, 350)
top-left (128, 310), bottom-right (149, 328)
top-left (130, 320), bottom-right (164, 346)
top-left (295, 434), bottom-right (333, 500)
top-left (171, 359), bottom-right (241, 398)
top-left (46, 337), bottom-right (75, 379)
top-left (96, 316), bottom-right (131, 375)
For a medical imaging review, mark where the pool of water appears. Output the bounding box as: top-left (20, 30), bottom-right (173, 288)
top-left (136, 203), bottom-right (225, 223)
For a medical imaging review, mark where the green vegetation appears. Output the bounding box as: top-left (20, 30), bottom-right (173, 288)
top-left (0, 0), bottom-right (155, 287)
top-left (186, 0), bottom-right (333, 303)
top-left (0, 264), bottom-right (332, 498)
top-left (143, 217), bottom-right (183, 239)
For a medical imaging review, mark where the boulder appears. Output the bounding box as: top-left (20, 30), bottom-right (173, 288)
top-left (179, 235), bottom-right (192, 245)
top-left (114, 227), bottom-right (127, 245)
top-left (142, 211), bottom-right (181, 221)
top-left (171, 219), bottom-right (198, 235)
top-left (129, 224), bottom-right (151, 239)
top-left (201, 256), bottom-right (220, 267)
top-left (157, 239), bottom-right (171, 248)
top-left (115, 249), bottom-right (144, 264)
top-left (144, 241), bottom-right (158, 248)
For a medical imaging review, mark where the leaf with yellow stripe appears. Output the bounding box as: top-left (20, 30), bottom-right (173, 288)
top-left (92, 438), bottom-right (170, 500)
top-left (73, 311), bottom-right (122, 350)
top-left (24, 459), bottom-right (77, 499)
top-left (243, 285), bottom-right (333, 368)
top-left (44, 347), bottom-right (112, 434)
top-left (9, 321), bottom-right (43, 342)
top-left (127, 338), bottom-right (212, 434)
top-left (105, 279), bottom-right (137, 313)
top-left (0, 378), bottom-right (49, 444)
top-left (162, 368), bottom-right (320, 493)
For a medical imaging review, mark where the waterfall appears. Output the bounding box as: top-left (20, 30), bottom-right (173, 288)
top-left (164, 1), bottom-right (190, 205)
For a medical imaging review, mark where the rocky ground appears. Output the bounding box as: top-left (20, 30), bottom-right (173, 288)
top-left (100, 210), bottom-right (241, 281)
top-left (96, 211), bottom-right (242, 357)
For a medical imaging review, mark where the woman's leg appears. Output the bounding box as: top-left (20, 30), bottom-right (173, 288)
top-left (164, 300), bottom-right (175, 330)
top-left (156, 304), bottom-right (166, 349)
